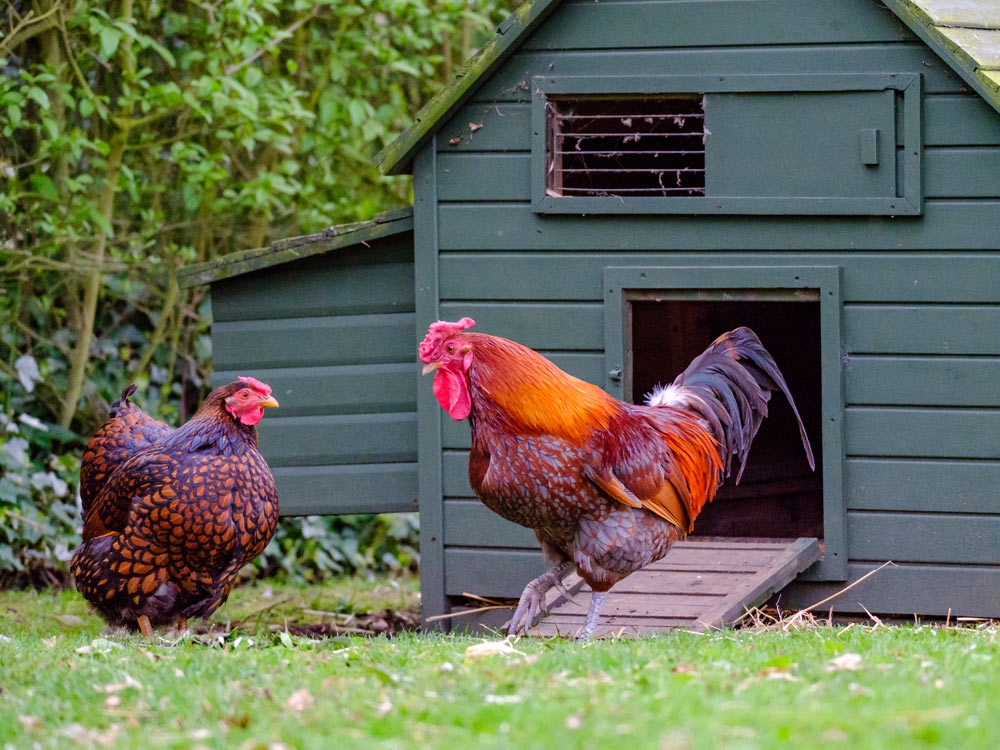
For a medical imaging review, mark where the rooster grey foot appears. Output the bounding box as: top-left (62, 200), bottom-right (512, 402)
top-left (506, 560), bottom-right (575, 636)
top-left (577, 591), bottom-right (609, 641)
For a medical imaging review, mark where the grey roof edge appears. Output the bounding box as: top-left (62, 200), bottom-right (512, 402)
top-left (176, 206), bottom-right (414, 288)
top-left (881, 0), bottom-right (1000, 116)
top-left (374, 0), bottom-right (563, 176)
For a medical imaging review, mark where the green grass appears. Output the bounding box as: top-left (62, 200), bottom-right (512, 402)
top-left (2, 579), bottom-right (998, 749)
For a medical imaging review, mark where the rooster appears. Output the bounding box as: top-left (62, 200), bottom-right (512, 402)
top-left (419, 317), bottom-right (814, 639)
top-left (71, 378), bottom-right (279, 637)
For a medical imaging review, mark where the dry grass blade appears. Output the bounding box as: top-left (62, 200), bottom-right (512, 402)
top-left (424, 592), bottom-right (514, 623)
top-left (781, 560), bottom-right (895, 631)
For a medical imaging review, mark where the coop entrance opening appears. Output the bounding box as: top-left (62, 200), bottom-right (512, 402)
top-left (627, 291), bottom-right (823, 541)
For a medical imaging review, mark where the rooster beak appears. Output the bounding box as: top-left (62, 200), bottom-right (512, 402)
top-left (260, 396), bottom-right (279, 408)
top-left (421, 362), bottom-right (439, 376)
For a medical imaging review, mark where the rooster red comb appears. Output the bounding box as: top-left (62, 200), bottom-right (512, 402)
top-left (419, 317), bottom-right (476, 362)
top-left (237, 376), bottom-right (272, 395)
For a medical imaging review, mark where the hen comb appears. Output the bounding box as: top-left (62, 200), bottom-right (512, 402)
top-left (419, 317), bottom-right (476, 361)
top-left (237, 376), bottom-right (272, 395)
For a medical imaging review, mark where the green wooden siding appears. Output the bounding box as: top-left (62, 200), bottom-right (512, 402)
top-left (211, 234), bottom-right (418, 517)
top-left (420, 0), bottom-right (1000, 621)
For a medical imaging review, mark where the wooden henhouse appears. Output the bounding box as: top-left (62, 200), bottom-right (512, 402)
top-left (180, 0), bottom-right (1000, 634)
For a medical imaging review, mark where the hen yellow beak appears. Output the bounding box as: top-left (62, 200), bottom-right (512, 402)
top-left (421, 362), bottom-right (439, 376)
top-left (260, 396), bottom-right (279, 408)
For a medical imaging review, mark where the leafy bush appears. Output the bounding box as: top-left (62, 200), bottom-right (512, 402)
top-left (253, 513), bottom-right (420, 583)
top-left (0, 401), bottom-right (81, 588)
top-left (2, 0), bottom-right (511, 433)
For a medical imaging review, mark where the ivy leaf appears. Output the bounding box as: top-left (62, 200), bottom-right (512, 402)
top-left (244, 67), bottom-right (262, 88)
top-left (26, 87), bottom-right (50, 109)
top-left (30, 175), bottom-right (58, 201)
top-left (99, 27), bottom-right (122, 59)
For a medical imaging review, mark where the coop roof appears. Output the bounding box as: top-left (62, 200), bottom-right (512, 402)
top-left (176, 207), bottom-right (413, 287)
top-left (883, 0), bottom-right (1000, 113)
top-left (377, 0), bottom-right (1000, 176)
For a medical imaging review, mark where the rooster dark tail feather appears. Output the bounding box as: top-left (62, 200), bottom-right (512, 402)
top-left (650, 327), bottom-right (815, 483)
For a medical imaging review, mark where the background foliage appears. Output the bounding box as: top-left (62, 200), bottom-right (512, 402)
top-left (0, 0), bottom-right (511, 585)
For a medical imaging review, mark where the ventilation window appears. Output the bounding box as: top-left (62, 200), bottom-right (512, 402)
top-left (545, 95), bottom-right (705, 198)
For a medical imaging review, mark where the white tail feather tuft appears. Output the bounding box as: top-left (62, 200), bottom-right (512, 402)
top-left (645, 384), bottom-right (691, 408)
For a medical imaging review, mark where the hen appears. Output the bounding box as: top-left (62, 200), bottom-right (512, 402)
top-left (420, 317), bottom-right (814, 639)
top-left (71, 378), bottom-right (280, 637)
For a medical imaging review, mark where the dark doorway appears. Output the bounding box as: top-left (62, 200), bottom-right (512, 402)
top-left (628, 294), bottom-right (823, 540)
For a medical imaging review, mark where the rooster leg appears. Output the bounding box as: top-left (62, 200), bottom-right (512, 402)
top-left (507, 560), bottom-right (575, 636)
top-left (137, 615), bottom-right (153, 639)
top-left (577, 591), bottom-right (609, 641)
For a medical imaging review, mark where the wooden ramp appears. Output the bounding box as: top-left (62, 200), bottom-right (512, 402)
top-left (529, 537), bottom-right (820, 638)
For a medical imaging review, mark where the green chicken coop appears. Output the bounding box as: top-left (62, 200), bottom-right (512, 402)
top-left (180, 0), bottom-right (1000, 632)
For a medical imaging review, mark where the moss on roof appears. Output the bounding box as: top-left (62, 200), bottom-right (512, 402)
top-left (176, 207), bottom-right (413, 287)
top-left (882, 0), bottom-right (1000, 113)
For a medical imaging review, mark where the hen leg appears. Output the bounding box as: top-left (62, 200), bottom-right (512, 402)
top-left (507, 560), bottom-right (575, 636)
top-left (137, 615), bottom-right (153, 639)
top-left (577, 591), bottom-right (609, 641)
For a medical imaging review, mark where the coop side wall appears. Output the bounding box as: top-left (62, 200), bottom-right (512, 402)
top-left (210, 234), bottom-right (418, 517)
top-left (420, 0), bottom-right (1000, 622)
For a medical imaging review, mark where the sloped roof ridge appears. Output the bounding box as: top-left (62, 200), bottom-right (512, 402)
top-left (177, 206), bottom-right (413, 287)
top-left (375, 0), bottom-right (562, 175)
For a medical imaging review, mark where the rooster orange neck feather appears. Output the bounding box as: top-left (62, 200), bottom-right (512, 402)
top-left (465, 333), bottom-right (621, 441)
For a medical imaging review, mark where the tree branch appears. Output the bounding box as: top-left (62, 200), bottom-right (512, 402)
top-left (224, 7), bottom-right (319, 77)
top-left (0, 5), bottom-right (60, 57)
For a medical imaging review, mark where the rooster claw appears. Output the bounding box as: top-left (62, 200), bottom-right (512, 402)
top-left (505, 560), bottom-right (575, 637)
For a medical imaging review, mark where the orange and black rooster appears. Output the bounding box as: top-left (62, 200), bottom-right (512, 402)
top-left (420, 318), bottom-right (814, 639)
top-left (71, 378), bottom-right (279, 637)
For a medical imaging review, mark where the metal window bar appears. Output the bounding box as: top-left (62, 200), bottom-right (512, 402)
top-left (547, 95), bottom-right (706, 198)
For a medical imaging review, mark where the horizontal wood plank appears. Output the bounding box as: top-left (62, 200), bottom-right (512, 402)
top-left (438, 203), bottom-right (1000, 251)
top-left (847, 511), bottom-right (1000, 564)
top-left (844, 305), bottom-right (1000, 354)
top-left (847, 458), bottom-right (1000, 512)
top-left (438, 153), bottom-right (529, 202)
top-left (845, 407), bottom-right (1000, 459)
top-left (924, 94), bottom-right (1000, 145)
top-left (476, 46), bottom-right (966, 104)
top-left (524, 0), bottom-right (913, 50)
top-left (260, 412), bottom-right (417, 467)
top-left (212, 257), bottom-right (413, 322)
top-left (444, 548), bottom-right (548, 597)
top-left (274, 463), bottom-right (418, 516)
top-left (437, 149), bottom-right (1000, 202)
top-left (212, 313), bottom-right (415, 370)
top-left (778, 562), bottom-right (1000, 618)
top-left (214, 363), bottom-right (416, 417)
top-left (844, 356), bottom-right (1000, 406)
top-left (443, 499), bottom-right (539, 548)
top-left (438, 302), bottom-right (604, 350)
top-left (439, 253), bottom-right (1000, 304)
top-left (443, 95), bottom-right (1000, 154)
top-left (924, 147), bottom-right (1000, 197)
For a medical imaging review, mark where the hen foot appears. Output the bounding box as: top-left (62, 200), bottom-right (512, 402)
top-left (506, 560), bottom-right (575, 636)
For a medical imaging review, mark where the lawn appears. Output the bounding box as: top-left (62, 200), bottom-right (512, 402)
top-left (1, 576), bottom-right (998, 749)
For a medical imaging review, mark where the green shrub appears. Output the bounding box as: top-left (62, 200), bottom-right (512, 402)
top-left (254, 513), bottom-right (420, 583)
top-left (0, 400), bottom-right (81, 588)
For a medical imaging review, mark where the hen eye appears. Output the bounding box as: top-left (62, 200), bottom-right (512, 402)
top-left (239, 391), bottom-right (250, 399)
top-left (445, 344), bottom-right (455, 353)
